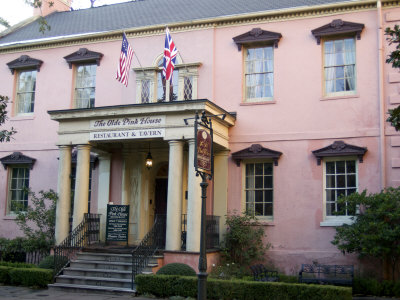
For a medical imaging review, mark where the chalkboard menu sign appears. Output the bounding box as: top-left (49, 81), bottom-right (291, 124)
top-left (106, 204), bottom-right (129, 242)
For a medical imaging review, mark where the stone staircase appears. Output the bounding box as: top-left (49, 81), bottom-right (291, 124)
top-left (49, 249), bottom-right (162, 294)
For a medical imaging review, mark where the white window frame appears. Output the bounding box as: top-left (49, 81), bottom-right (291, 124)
top-left (323, 37), bottom-right (357, 98)
top-left (320, 156), bottom-right (358, 226)
top-left (241, 159), bottom-right (274, 221)
top-left (7, 165), bottom-right (30, 215)
top-left (15, 69), bottom-right (37, 116)
top-left (244, 45), bottom-right (274, 103)
top-left (73, 63), bottom-right (96, 109)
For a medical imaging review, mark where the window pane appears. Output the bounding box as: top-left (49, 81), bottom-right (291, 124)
top-left (337, 175), bottom-right (346, 188)
top-left (255, 163), bottom-right (263, 175)
top-left (255, 176), bottom-right (263, 189)
top-left (326, 189), bottom-right (335, 202)
top-left (264, 163), bottom-right (272, 175)
top-left (336, 161), bottom-right (345, 173)
top-left (264, 203), bottom-right (273, 216)
top-left (264, 190), bottom-right (273, 202)
top-left (255, 190), bottom-right (263, 202)
top-left (264, 176), bottom-right (272, 188)
top-left (326, 162), bottom-right (335, 174)
top-left (246, 164), bottom-right (254, 176)
top-left (255, 203), bottom-right (263, 216)
top-left (326, 175), bottom-right (335, 188)
top-left (346, 160), bottom-right (356, 173)
top-left (347, 175), bottom-right (356, 187)
top-left (246, 176), bottom-right (254, 189)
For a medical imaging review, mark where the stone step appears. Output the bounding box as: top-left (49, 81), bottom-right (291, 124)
top-left (56, 275), bottom-right (132, 289)
top-left (70, 259), bottom-right (133, 271)
top-left (63, 267), bottom-right (132, 280)
top-left (77, 252), bottom-right (132, 263)
top-left (48, 283), bottom-right (135, 295)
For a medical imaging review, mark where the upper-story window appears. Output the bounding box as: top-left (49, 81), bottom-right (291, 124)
top-left (233, 28), bottom-right (281, 103)
top-left (16, 70), bottom-right (37, 114)
top-left (6, 55), bottom-right (43, 116)
top-left (245, 46), bottom-right (274, 101)
top-left (64, 48), bottom-right (103, 109)
top-left (324, 38), bottom-right (356, 96)
top-left (74, 64), bottom-right (96, 108)
top-left (311, 19), bottom-right (364, 98)
top-left (134, 54), bottom-right (200, 104)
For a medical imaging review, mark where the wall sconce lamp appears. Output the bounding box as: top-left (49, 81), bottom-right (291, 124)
top-left (145, 143), bottom-right (153, 170)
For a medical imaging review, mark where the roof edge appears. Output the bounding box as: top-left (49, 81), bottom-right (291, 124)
top-left (0, 0), bottom-right (394, 53)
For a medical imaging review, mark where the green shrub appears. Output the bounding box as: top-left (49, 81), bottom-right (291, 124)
top-left (0, 266), bottom-right (11, 284)
top-left (136, 274), bottom-right (352, 300)
top-left (156, 263), bottom-right (196, 276)
top-left (9, 268), bottom-right (53, 287)
top-left (278, 274), bottom-right (298, 283)
top-left (0, 261), bottom-right (35, 268)
top-left (38, 255), bottom-right (55, 270)
top-left (353, 277), bottom-right (400, 297)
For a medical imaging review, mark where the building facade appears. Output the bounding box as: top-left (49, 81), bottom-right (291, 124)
top-left (0, 0), bottom-right (399, 274)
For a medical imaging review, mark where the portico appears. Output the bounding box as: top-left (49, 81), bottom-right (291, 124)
top-left (48, 100), bottom-right (235, 253)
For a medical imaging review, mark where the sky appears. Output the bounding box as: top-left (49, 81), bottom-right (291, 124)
top-left (0, 0), bottom-right (131, 31)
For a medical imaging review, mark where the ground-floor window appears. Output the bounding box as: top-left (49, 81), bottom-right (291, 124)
top-left (245, 162), bottom-right (273, 218)
top-left (8, 166), bottom-right (30, 213)
top-left (324, 159), bottom-right (357, 217)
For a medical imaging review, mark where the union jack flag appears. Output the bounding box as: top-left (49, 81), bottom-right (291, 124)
top-left (163, 27), bottom-right (178, 81)
top-left (116, 33), bottom-right (134, 87)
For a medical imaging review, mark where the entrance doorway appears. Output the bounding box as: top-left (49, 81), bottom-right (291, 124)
top-left (154, 163), bottom-right (168, 248)
top-left (154, 178), bottom-right (168, 215)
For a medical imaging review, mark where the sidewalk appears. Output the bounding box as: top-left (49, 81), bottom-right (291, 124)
top-left (0, 285), bottom-right (162, 300)
top-left (1, 285), bottom-right (399, 300)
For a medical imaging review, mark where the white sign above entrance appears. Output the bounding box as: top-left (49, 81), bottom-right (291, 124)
top-left (90, 116), bottom-right (166, 129)
top-left (90, 129), bottom-right (165, 141)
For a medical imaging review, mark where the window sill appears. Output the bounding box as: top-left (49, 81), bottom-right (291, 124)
top-left (320, 218), bottom-right (355, 227)
top-left (10, 115), bottom-right (35, 121)
top-left (240, 100), bottom-right (276, 106)
top-left (320, 93), bottom-right (359, 101)
top-left (3, 215), bottom-right (17, 220)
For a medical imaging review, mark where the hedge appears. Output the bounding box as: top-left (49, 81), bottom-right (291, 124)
top-left (0, 261), bottom-right (36, 268)
top-left (135, 274), bottom-right (352, 300)
top-left (0, 266), bottom-right (52, 287)
top-left (353, 277), bottom-right (400, 297)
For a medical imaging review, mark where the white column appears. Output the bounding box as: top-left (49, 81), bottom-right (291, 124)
top-left (72, 144), bottom-right (91, 229)
top-left (186, 139), bottom-right (202, 252)
top-left (97, 153), bottom-right (111, 242)
top-left (213, 150), bottom-right (230, 241)
top-left (55, 145), bottom-right (72, 245)
top-left (165, 140), bottom-right (184, 251)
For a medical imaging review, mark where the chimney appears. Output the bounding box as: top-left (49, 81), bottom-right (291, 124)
top-left (34, 0), bottom-right (72, 17)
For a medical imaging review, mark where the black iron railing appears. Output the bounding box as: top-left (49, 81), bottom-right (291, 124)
top-left (53, 213), bottom-right (100, 277)
top-left (206, 215), bottom-right (220, 249)
top-left (131, 215), bottom-right (166, 289)
top-left (180, 214), bottom-right (220, 250)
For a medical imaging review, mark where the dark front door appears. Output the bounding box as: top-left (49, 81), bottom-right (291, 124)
top-left (154, 178), bottom-right (168, 248)
top-left (155, 178), bottom-right (168, 215)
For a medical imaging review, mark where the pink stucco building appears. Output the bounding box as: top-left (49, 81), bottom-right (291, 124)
top-left (1, 0), bottom-right (400, 288)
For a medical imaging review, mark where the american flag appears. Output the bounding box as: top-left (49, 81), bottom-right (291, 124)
top-left (116, 33), bottom-right (134, 87)
top-left (162, 27), bottom-right (178, 81)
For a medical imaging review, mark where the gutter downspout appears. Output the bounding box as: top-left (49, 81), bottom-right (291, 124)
top-left (377, 0), bottom-right (386, 189)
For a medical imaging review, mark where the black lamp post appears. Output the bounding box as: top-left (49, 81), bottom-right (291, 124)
top-left (184, 111), bottom-right (225, 300)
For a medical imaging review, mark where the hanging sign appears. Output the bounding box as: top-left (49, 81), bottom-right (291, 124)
top-left (196, 129), bottom-right (212, 174)
top-left (106, 204), bottom-right (129, 242)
